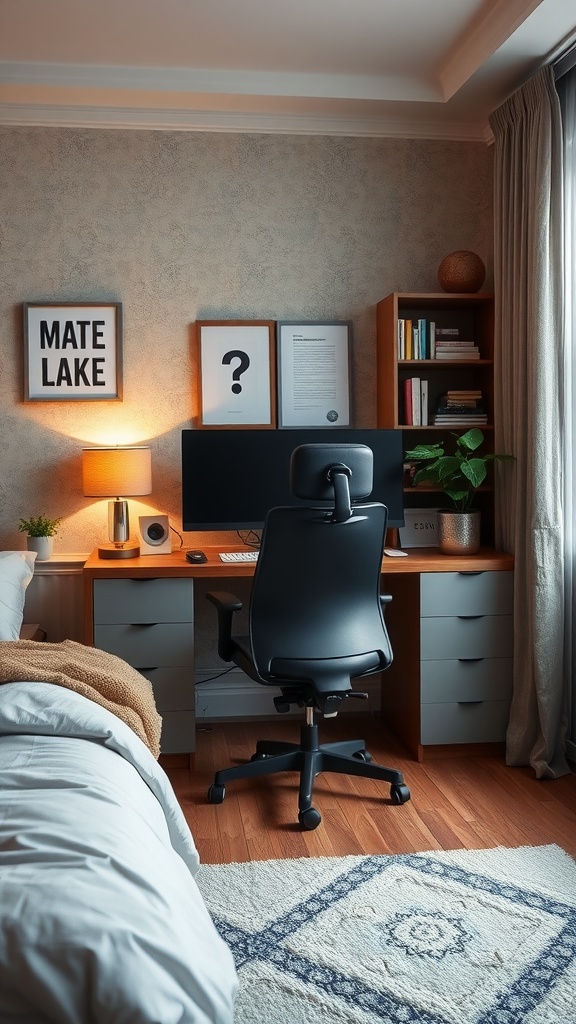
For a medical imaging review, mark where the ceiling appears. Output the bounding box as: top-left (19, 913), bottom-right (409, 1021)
top-left (0, 0), bottom-right (575, 141)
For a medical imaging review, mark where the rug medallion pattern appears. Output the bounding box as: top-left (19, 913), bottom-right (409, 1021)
top-left (198, 846), bottom-right (576, 1024)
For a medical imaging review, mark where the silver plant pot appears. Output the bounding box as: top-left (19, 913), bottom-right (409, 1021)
top-left (437, 510), bottom-right (481, 555)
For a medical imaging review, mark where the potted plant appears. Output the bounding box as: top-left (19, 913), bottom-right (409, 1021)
top-left (18, 514), bottom-right (62, 561)
top-left (404, 428), bottom-right (513, 554)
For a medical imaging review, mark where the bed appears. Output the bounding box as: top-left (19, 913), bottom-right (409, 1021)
top-left (0, 551), bottom-right (237, 1023)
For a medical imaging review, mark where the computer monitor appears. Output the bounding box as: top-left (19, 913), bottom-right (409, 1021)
top-left (181, 428), bottom-right (405, 531)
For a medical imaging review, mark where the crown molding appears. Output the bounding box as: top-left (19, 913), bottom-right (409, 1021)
top-left (0, 102), bottom-right (490, 142)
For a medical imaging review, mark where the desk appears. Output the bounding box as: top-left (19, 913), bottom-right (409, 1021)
top-left (83, 546), bottom-right (513, 761)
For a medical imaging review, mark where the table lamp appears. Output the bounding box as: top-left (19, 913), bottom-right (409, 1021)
top-left (82, 446), bottom-right (152, 559)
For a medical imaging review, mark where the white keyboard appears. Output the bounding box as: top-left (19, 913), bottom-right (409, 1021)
top-left (219, 550), bottom-right (259, 563)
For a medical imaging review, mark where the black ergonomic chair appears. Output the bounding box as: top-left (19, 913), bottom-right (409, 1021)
top-left (206, 443), bottom-right (410, 830)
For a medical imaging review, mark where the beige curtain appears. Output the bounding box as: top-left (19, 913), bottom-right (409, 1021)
top-left (490, 66), bottom-right (570, 778)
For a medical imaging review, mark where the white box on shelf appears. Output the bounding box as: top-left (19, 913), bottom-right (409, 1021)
top-left (398, 508), bottom-right (439, 548)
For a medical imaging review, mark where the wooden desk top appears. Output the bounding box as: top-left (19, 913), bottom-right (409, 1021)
top-left (83, 546), bottom-right (513, 579)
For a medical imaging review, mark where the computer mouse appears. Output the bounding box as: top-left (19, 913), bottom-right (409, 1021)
top-left (186, 549), bottom-right (208, 563)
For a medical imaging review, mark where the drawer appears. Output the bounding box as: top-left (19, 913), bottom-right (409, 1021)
top-left (421, 658), bottom-right (513, 703)
top-left (421, 571), bottom-right (513, 617)
top-left (140, 667), bottom-right (194, 712)
top-left (93, 578), bottom-right (193, 625)
top-left (421, 700), bottom-right (511, 744)
top-left (159, 710), bottom-right (196, 754)
top-left (94, 623), bottom-right (193, 667)
top-left (421, 615), bottom-right (513, 660)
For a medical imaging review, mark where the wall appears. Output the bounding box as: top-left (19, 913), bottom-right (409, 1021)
top-left (0, 126), bottom-right (493, 555)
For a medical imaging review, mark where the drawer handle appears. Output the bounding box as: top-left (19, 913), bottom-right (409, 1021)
top-left (457, 615), bottom-right (483, 620)
top-left (131, 622), bottom-right (158, 628)
top-left (458, 571), bottom-right (483, 576)
top-left (457, 700), bottom-right (484, 705)
top-left (458, 657), bottom-right (484, 663)
top-left (140, 667), bottom-right (159, 672)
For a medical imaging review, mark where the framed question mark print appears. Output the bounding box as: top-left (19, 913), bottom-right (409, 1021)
top-left (194, 320), bottom-right (277, 428)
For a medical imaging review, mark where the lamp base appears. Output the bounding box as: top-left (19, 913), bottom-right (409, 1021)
top-left (98, 541), bottom-right (140, 560)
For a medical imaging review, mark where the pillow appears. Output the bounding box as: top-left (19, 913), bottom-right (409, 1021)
top-left (0, 551), bottom-right (37, 641)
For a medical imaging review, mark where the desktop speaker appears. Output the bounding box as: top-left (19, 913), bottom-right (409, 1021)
top-left (138, 514), bottom-right (171, 555)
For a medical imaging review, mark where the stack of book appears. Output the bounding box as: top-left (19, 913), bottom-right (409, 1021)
top-left (433, 390), bottom-right (487, 426)
top-left (434, 327), bottom-right (479, 359)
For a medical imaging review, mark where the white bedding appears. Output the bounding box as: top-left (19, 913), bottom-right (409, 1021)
top-left (0, 681), bottom-right (237, 1024)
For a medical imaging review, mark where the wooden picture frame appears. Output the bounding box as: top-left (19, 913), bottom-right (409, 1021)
top-left (24, 302), bottom-right (122, 401)
top-left (195, 320), bottom-right (276, 428)
top-left (277, 320), bottom-right (352, 427)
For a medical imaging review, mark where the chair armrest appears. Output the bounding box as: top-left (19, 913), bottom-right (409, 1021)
top-left (206, 591), bottom-right (243, 662)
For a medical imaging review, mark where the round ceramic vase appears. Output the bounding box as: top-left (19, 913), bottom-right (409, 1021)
top-left (437, 251), bottom-right (486, 293)
top-left (437, 510), bottom-right (481, 555)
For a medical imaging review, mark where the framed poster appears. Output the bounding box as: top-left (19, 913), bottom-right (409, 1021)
top-left (277, 321), bottom-right (352, 427)
top-left (24, 302), bottom-right (122, 401)
top-left (195, 320), bottom-right (276, 428)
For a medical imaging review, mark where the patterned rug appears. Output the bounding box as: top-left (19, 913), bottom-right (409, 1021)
top-left (196, 845), bottom-right (576, 1024)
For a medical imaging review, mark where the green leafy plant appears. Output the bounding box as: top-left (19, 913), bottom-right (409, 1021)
top-left (17, 514), bottom-right (62, 538)
top-left (404, 428), bottom-right (513, 513)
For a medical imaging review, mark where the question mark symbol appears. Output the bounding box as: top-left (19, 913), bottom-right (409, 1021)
top-left (222, 350), bottom-right (250, 394)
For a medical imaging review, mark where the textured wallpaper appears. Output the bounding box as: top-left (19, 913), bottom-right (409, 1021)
top-left (0, 127), bottom-right (492, 554)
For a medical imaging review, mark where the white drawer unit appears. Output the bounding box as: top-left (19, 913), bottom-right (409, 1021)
top-left (93, 577), bottom-right (195, 755)
top-left (420, 571), bottom-right (513, 746)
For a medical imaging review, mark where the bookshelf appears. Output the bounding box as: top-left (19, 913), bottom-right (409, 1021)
top-left (376, 291), bottom-right (496, 542)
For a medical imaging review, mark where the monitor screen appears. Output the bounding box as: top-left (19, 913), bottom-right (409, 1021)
top-left (181, 428), bottom-right (405, 530)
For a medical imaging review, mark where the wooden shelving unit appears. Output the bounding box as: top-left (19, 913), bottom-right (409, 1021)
top-left (376, 291), bottom-right (496, 543)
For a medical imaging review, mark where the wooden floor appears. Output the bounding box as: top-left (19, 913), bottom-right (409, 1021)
top-left (165, 716), bottom-right (576, 864)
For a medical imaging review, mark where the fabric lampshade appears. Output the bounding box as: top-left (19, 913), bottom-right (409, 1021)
top-left (82, 446), bottom-right (152, 498)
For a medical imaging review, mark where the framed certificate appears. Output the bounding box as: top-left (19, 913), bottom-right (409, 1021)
top-left (277, 321), bottom-right (352, 427)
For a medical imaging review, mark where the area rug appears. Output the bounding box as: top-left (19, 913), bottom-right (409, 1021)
top-left (196, 845), bottom-right (576, 1024)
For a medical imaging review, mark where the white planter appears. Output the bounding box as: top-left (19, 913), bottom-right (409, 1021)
top-left (26, 536), bottom-right (54, 561)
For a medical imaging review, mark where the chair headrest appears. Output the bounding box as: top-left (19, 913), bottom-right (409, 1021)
top-left (290, 443), bottom-right (374, 503)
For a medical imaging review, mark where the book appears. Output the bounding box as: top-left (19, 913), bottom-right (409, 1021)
top-left (405, 319), bottom-right (413, 360)
top-left (434, 351), bottom-right (480, 360)
top-left (435, 327), bottom-right (460, 336)
top-left (435, 340), bottom-right (476, 348)
top-left (420, 379), bottom-right (429, 426)
top-left (429, 320), bottom-right (435, 359)
top-left (418, 319), bottom-right (427, 359)
top-left (411, 377), bottom-right (421, 426)
top-left (397, 319), bottom-right (405, 359)
top-left (403, 377), bottom-right (413, 425)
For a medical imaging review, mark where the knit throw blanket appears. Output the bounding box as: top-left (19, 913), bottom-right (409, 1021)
top-left (0, 639), bottom-right (162, 758)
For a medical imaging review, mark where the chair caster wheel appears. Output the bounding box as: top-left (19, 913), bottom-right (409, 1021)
top-left (390, 783), bottom-right (411, 805)
top-left (298, 806), bottom-right (322, 830)
top-left (208, 784), bottom-right (225, 804)
top-left (353, 749), bottom-right (373, 762)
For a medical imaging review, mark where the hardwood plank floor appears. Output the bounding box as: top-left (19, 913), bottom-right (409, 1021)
top-left (166, 716), bottom-right (576, 863)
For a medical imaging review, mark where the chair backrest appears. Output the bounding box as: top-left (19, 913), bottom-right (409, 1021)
top-left (247, 443), bottom-right (391, 679)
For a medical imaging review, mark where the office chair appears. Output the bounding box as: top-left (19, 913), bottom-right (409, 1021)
top-left (206, 442), bottom-right (410, 830)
